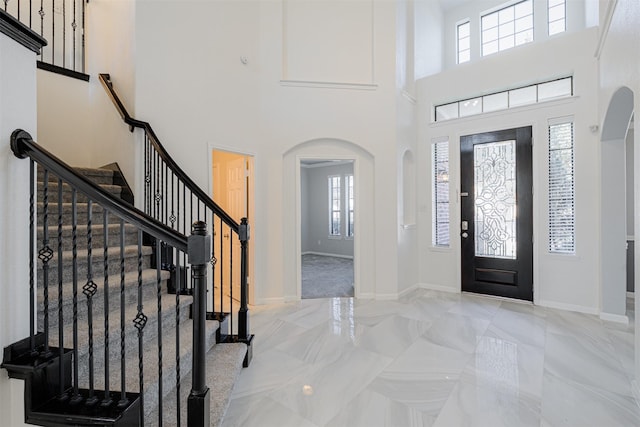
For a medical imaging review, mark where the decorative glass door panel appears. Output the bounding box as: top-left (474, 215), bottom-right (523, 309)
top-left (474, 140), bottom-right (517, 259)
top-left (460, 127), bottom-right (533, 301)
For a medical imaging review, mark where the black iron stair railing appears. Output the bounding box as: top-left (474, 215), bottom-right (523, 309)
top-left (2, 130), bottom-right (219, 426)
top-left (2, 0), bottom-right (89, 80)
top-left (99, 73), bottom-right (253, 365)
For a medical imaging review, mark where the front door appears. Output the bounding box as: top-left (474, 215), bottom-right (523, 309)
top-left (460, 127), bottom-right (533, 301)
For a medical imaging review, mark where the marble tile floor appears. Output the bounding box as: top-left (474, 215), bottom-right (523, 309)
top-left (221, 289), bottom-right (640, 427)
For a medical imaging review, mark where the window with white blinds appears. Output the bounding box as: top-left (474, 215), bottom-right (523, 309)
top-left (548, 120), bottom-right (575, 253)
top-left (432, 140), bottom-right (450, 247)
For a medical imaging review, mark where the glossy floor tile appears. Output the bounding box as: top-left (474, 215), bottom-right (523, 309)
top-left (222, 290), bottom-right (640, 427)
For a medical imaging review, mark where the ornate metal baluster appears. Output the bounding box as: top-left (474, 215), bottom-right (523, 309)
top-left (155, 150), bottom-right (161, 221)
top-left (134, 230), bottom-right (147, 426)
top-left (211, 211), bottom-right (222, 320)
top-left (29, 161), bottom-right (36, 355)
top-left (71, 188), bottom-right (82, 403)
top-left (39, 169), bottom-right (53, 357)
top-left (72, 0), bottom-right (76, 71)
top-left (220, 218), bottom-right (224, 317)
top-left (62, 0), bottom-right (65, 69)
top-left (83, 200), bottom-right (99, 406)
top-left (118, 219), bottom-right (128, 407)
top-left (81, 0), bottom-right (85, 73)
top-left (230, 231), bottom-right (234, 335)
top-left (57, 178), bottom-right (68, 401)
top-left (170, 172), bottom-right (176, 229)
top-left (156, 238), bottom-right (164, 426)
top-left (102, 209), bottom-right (112, 406)
top-left (164, 163), bottom-right (168, 225)
top-left (175, 254), bottom-right (182, 427)
top-left (51, 0), bottom-right (54, 64)
top-left (38, 0), bottom-right (43, 37)
top-left (145, 136), bottom-right (150, 216)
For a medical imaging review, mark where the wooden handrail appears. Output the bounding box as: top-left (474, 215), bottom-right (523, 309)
top-left (98, 73), bottom-right (239, 232)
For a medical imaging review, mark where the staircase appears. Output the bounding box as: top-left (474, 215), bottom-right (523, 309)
top-left (3, 160), bottom-right (247, 426)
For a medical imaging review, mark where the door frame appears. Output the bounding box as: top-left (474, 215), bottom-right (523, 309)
top-left (208, 144), bottom-right (256, 305)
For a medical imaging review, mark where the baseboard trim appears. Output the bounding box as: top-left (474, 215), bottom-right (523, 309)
top-left (254, 297), bottom-right (286, 305)
top-left (537, 299), bottom-right (598, 315)
top-left (599, 312), bottom-right (629, 325)
top-left (375, 293), bottom-right (399, 301)
top-left (302, 251), bottom-right (354, 260)
top-left (627, 291), bottom-right (635, 298)
top-left (357, 292), bottom-right (375, 299)
top-left (417, 283), bottom-right (460, 293)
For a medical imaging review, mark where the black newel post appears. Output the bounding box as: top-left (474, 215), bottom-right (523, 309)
top-left (238, 217), bottom-right (253, 367)
top-left (187, 221), bottom-right (211, 426)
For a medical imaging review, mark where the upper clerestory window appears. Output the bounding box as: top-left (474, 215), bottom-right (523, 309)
top-left (457, 21), bottom-right (471, 64)
top-left (481, 0), bottom-right (534, 57)
top-left (548, 0), bottom-right (566, 36)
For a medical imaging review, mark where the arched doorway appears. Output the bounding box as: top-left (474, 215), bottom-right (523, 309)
top-left (600, 86), bottom-right (634, 323)
top-left (282, 138), bottom-right (375, 300)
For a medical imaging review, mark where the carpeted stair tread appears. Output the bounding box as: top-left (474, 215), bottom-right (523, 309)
top-left (147, 342), bottom-right (247, 427)
top-left (47, 288), bottom-right (193, 362)
top-left (40, 245), bottom-right (153, 286)
top-left (38, 181), bottom-right (123, 202)
top-left (38, 269), bottom-right (171, 327)
top-left (38, 166), bottom-right (116, 186)
top-left (37, 222), bottom-right (139, 251)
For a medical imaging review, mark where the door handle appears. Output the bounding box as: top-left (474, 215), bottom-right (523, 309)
top-left (462, 232), bottom-right (469, 238)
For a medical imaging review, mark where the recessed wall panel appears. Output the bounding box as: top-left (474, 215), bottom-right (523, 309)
top-left (283, 0), bottom-right (374, 85)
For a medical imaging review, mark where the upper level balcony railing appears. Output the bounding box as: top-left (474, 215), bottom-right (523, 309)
top-left (3, 0), bottom-right (88, 80)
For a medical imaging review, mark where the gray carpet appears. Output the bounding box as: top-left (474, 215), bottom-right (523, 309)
top-left (302, 254), bottom-right (354, 299)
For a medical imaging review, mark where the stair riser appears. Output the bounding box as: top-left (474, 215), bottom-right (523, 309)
top-left (37, 225), bottom-right (140, 251)
top-left (37, 254), bottom-right (153, 289)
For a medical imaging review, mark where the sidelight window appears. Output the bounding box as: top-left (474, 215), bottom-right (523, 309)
top-left (548, 120), bottom-right (575, 253)
top-left (432, 140), bottom-right (450, 247)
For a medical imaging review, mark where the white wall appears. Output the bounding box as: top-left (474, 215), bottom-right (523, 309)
top-left (133, 0), bottom-right (400, 303)
top-left (0, 27), bottom-right (39, 427)
top-left (37, 0), bottom-right (137, 189)
top-left (418, 27), bottom-right (600, 313)
top-left (442, 0), bottom-right (591, 70)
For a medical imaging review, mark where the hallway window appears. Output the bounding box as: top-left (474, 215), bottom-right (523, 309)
top-left (457, 20), bottom-right (471, 64)
top-left (432, 139), bottom-right (450, 247)
top-left (329, 175), bottom-right (341, 236)
top-left (482, 0), bottom-right (533, 57)
top-left (548, 0), bottom-right (566, 36)
top-left (548, 120), bottom-right (575, 253)
top-left (346, 174), bottom-right (354, 237)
